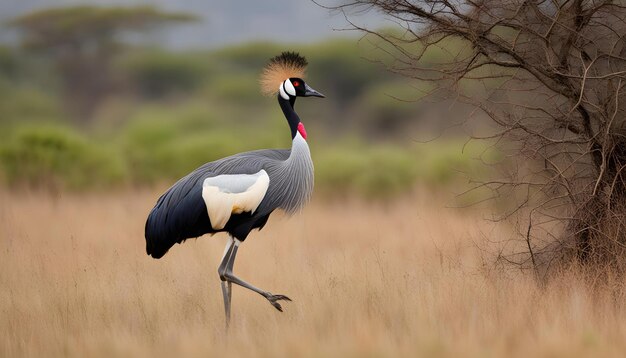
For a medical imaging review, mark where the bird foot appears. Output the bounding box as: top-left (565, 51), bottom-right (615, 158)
top-left (265, 293), bottom-right (292, 312)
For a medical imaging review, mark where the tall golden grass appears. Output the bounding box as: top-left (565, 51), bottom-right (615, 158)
top-left (1, 189), bottom-right (626, 357)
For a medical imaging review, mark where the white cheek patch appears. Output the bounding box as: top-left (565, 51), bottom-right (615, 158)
top-left (283, 79), bottom-right (296, 96)
top-left (279, 84), bottom-right (289, 100)
top-left (202, 170), bottom-right (270, 230)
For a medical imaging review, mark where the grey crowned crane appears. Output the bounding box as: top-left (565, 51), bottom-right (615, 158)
top-left (145, 52), bottom-right (324, 326)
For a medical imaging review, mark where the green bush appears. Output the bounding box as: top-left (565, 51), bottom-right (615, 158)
top-left (210, 73), bottom-right (263, 103)
top-left (0, 85), bottom-right (64, 125)
top-left (120, 50), bottom-right (209, 98)
top-left (356, 81), bottom-right (432, 137)
top-left (314, 139), bottom-right (495, 199)
top-left (121, 103), bottom-right (281, 183)
top-left (0, 38), bottom-right (500, 196)
top-left (412, 140), bottom-right (499, 185)
top-left (123, 124), bottom-right (245, 183)
top-left (315, 143), bottom-right (419, 199)
top-left (0, 121), bottom-right (494, 196)
top-left (0, 46), bottom-right (18, 80)
top-left (0, 125), bottom-right (126, 190)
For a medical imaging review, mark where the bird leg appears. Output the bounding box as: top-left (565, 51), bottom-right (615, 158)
top-left (218, 238), bottom-right (292, 312)
top-left (218, 237), bottom-right (235, 329)
top-left (220, 281), bottom-right (232, 328)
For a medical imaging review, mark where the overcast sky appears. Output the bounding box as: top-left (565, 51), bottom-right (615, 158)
top-left (0, 0), bottom-right (387, 49)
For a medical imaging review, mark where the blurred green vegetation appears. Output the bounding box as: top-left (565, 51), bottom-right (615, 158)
top-left (120, 50), bottom-right (209, 99)
top-left (0, 7), bottom-right (497, 197)
top-left (0, 119), bottom-right (494, 197)
top-left (0, 125), bottom-right (126, 190)
top-left (315, 139), bottom-right (497, 199)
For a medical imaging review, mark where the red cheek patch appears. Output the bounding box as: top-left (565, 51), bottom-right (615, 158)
top-left (297, 122), bottom-right (307, 140)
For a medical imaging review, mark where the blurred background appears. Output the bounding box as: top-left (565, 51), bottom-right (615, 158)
top-left (5, 3), bottom-right (626, 358)
top-left (0, 0), bottom-right (495, 199)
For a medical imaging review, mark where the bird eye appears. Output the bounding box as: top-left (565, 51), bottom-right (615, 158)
top-left (293, 81), bottom-right (300, 87)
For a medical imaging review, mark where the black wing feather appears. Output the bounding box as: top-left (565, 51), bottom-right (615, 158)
top-left (145, 172), bottom-right (213, 258)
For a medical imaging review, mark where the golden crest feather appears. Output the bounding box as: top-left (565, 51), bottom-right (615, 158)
top-left (260, 52), bottom-right (308, 96)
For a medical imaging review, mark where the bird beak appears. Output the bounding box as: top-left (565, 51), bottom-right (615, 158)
top-left (303, 83), bottom-right (325, 98)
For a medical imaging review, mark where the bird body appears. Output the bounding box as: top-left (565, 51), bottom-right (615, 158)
top-left (144, 52), bottom-right (323, 324)
top-left (145, 132), bottom-right (313, 258)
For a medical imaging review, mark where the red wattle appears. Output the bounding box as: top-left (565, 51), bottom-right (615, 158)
top-left (297, 122), bottom-right (307, 140)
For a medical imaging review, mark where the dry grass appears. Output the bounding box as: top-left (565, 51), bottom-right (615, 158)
top-left (1, 189), bottom-right (626, 357)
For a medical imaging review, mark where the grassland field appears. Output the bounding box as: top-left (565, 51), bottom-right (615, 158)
top-left (1, 189), bottom-right (626, 357)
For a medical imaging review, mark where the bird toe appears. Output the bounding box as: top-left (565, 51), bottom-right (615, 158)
top-left (271, 302), bottom-right (283, 312)
top-left (267, 293), bottom-right (292, 312)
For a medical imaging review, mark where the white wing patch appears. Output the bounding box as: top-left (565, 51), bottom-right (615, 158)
top-left (202, 170), bottom-right (270, 230)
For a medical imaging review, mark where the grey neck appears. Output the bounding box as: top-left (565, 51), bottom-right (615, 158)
top-left (278, 132), bottom-right (314, 213)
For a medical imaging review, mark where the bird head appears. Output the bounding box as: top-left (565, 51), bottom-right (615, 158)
top-left (261, 52), bottom-right (325, 100)
top-left (281, 77), bottom-right (325, 99)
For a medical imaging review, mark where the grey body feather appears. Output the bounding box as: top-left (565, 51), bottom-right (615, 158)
top-left (194, 133), bottom-right (313, 215)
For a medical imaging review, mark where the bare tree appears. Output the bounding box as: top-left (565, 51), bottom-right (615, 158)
top-left (333, 0), bottom-right (626, 273)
